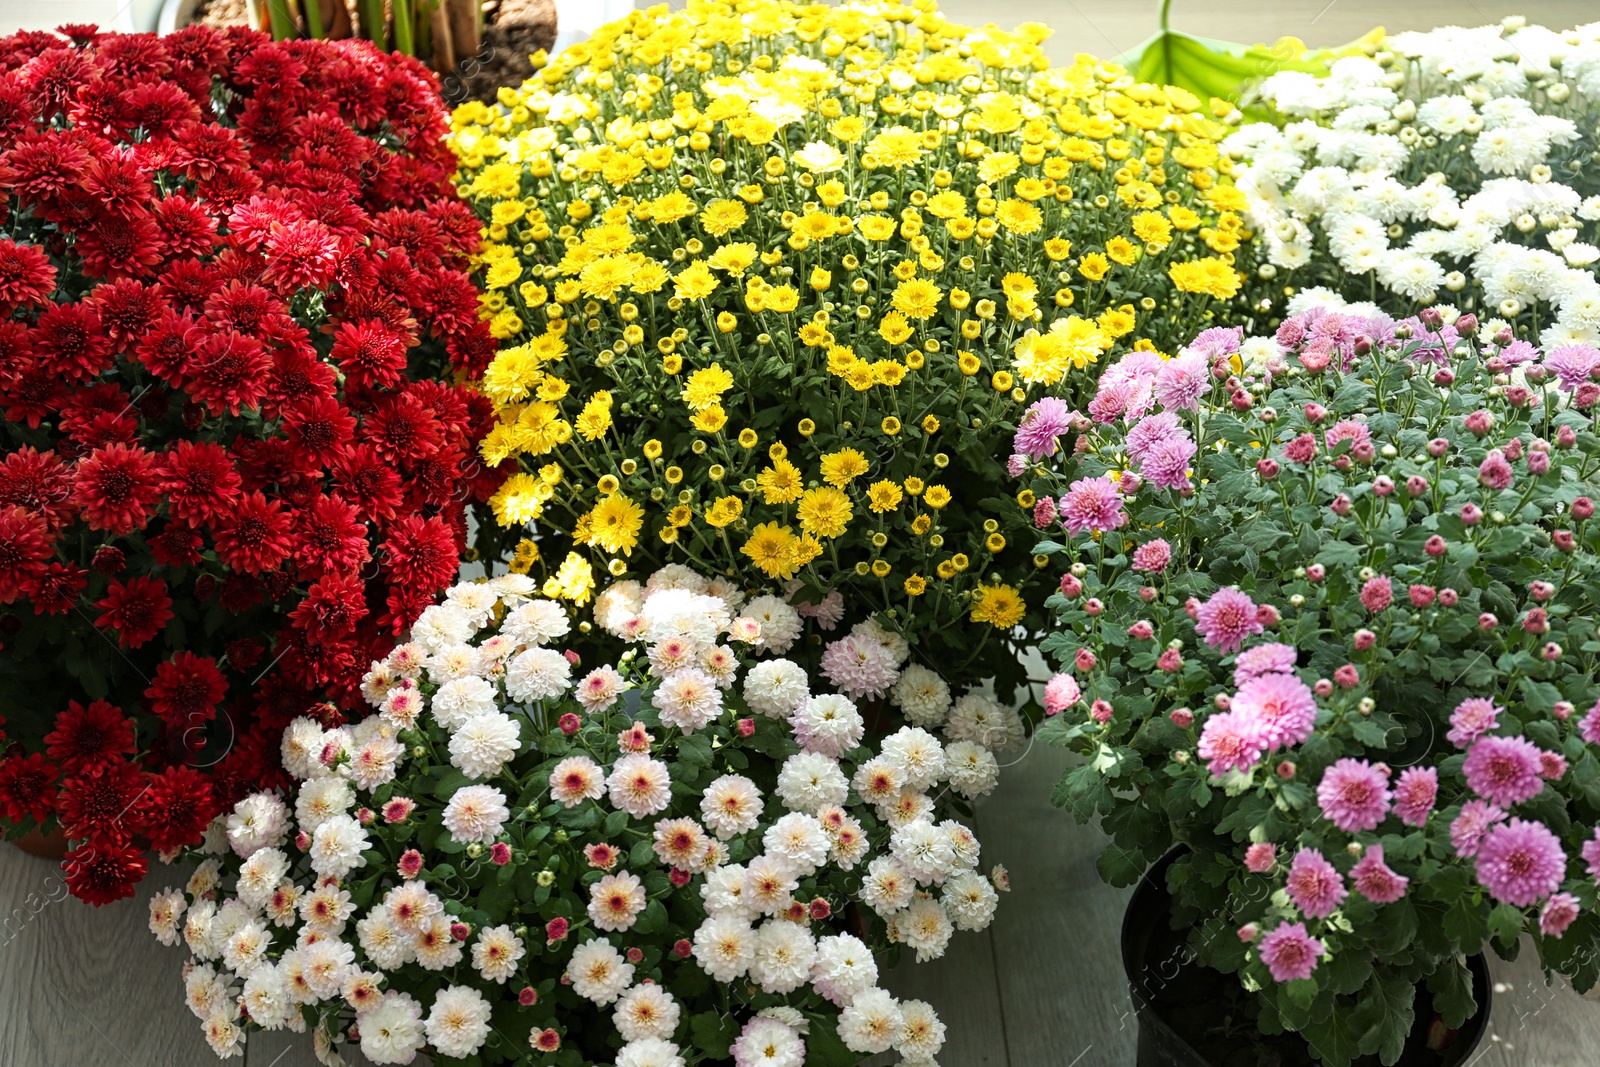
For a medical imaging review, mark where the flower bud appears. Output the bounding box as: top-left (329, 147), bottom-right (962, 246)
top-left (1331, 494), bottom-right (1353, 516)
top-left (1169, 708), bottom-right (1194, 728)
top-left (1075, 648), bottom-right (1097, 672)
top-left (1574, 497), bottom-right (1595, 520)
top-left (1424, 535), bottom-right (1447, 558)
top-left (1372, 476), bottom-right (1394, 496)
top-left (1314, 679), bottom-right (1333, 697)
top-left (1084, 597), bottom-right (1104, 616)
top-left (1543, 642), bottom-right (1563, 661)
top-left (1427, 437), bottom-right (1450, 457)
top-left (1406, 474), bottom-right (1429, 496)
top-left (1277, 761), bottom-right (1296, 779)
top-left (1439, 588), bottom-right (1459, 606)
top-left (1257, 458), bottom-right (1280, 479)
top-left (1306, 564), bottom-right (1326, 582)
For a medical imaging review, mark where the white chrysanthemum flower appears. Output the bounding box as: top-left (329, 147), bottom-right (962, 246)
top-left (700, 644), bottom-right (739, 688)
top-left (860, 856), bottom-right (917, 916)
top-left (607, 754), bottom-right (673, 817)
top-left (183, 899), bottom-right (219, 960)
top-left (744, 854), bottom-right (800, 915)
top-left (829, 813), bottom-right (871, 870)
top-left (812, 933), bottom-right (879, 1006)
top-left (890, 664), bottom-right (952, 728)
top-left (882, 788), bottom-right (936, 829)
top-left (448, 711), bottom-right (521, 779)
top-left (653, 817), bottom-right (712, 872)
top-left (296, 777), bottom-right (355, 836)
top-left (236, 847), bottom-right (289, 911)
top-left (944, 692), bottom-right (1012, 750)
top-left (943, 870), bottom-right (1001, 931)
top-left (743, 594), bottom-right (803, 653)
top-left (361, 660), bottom-right (400, 707)
top-left (693, 914), bottom-right (756, 982)
top-left (790, 693), bottom-right (864, 758)
top-left (383, 880), bottom-right (442, 933)
top-left (379, 684), bottom-right (425, 731)
top-left (441, 784), bottom-right (509, 844)
top-left (386, 641), bottom-right (427, 677)
top-left (900, 898), bottom-right (955, 962)
top-left (299, 884), bottom-right (355, 934)
top-left (743, 658), bottom-right (810, 718)
top-left (653, 667), bottom-right (723, 732)
top-left (762, 812), bottom-right (830, 876)
top-left (616, 1037), bottom-right (686, 1067)
top-left (576, 665), bottom-right (626, 712)
top-left (357, 911), bottom-right (416, 971)
top-left (359, 991), bottom-right (426, 1065)
top-left (443, 582), bottom-right (499, 628)
top-left (749, 920), bottom-right (816, 994)
top-left (280, 718), bottom-right (326, 779)
top-left (226, 793), bottom-right (290, 859)
top-left (851, 616), bottom-right (909, 667)
top-left (896, 999), bottom-right (947, 1061)
top-left (221, 917), bottom-right (271, 976)
top-left (589, 870), bottom-right (648, 932)
top-left (502, 599), bottom-right (570, 647)
top-left (414, 913), bottom-right (464, 971)
top-left (641, 587), bottom-right (731, 650)
top-left (348, 732), bottom-right (404, 792)
top-left (614, 983), bottom-right (682, 1042)
top-left (852, 757), bottom-right (905, 808)
top-left (568, 938), bottom-right (635, 1005)
top-left (550, 755), bottom-right (606, 808)
top-left (241, 964), bottom-right (294, 1030)
top-left (942, 819), bottom-right (982, 871)
top-left (700, 774), bottom-right (764, 839)
top-left (430, 676), bottom-right (496, 730)
top-left (944, 740), bottom-right (1000, 799)
top-left (701, 863), bottom-right (758, 921)
top-left (706, 575), bottom-right (746, 614)
top-left (731, 1016), bottom-right (806, 1067)
top-left (278, 948), bottom-right (315, 1005)
top-left (302, 938), bottom-right (356, 1000)
top-left (472, 925), bottom-right (525, 983)
top-left (426, 643), bottom-right (481, 682)
top-left (891, 819), bottom-right (958, 885)
top-left (880, 727), bottom-right (946, 790)
top-left (425, 985), bottom-right (492, 1059)
top-left (594, 579), bottom-right (646, 635)
top-left (410, 604), bottom-right (473, 651)
top-left (185, 962), bottom-right (230, 1019)
top-left (308, 814), bottom-right (368, 880)
top-left (149, 887), bottom-right (186, 946)
top-left (776, 752), bottom-right (850, 813)
top-left (202, 1011), bottom-right (244, 1058)
top-left (504, 647), bottom-right (573, 703)
top-left (837, 988), bottom-right (902, 1055)
top-left (645, 563), bottom-right (710, 595)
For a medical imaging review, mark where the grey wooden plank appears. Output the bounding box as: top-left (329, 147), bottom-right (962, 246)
top-left (0, 843), bottom-right (214, 1066)
top-left (882, 912), bottom-right (1009, 1066)
top-left (1460, 937), bottom-right (1600, 1067)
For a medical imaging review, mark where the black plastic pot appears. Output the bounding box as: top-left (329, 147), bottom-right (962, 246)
top-left (1120, 849), bottom-right (1492, 1067)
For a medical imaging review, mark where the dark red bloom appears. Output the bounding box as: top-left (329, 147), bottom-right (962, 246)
top-left (0, 446), bottom-right (73, 529)
top-left (289, 570), bottom-right (370, 640)
top-left (56, 762), bottom-right (147, 841)
top-left (138, 765), bottom-right (217, 853)
top-left (210, 490), bottom-right (293, 575)
top-left (292, 493), bottom-right (369, 577)
top-left (144, 651), bottom-right (229, 728)
top-left (158, 439), bottom-right (241, 526)
top-left (63, 837), bottom-right (148, 906)
top-left (0, 237), bottom-right (57, 310)
top-left (20, 561), bottom-right (86, 614)
top-left (331, 319), bottom-right (409, 390)
top-left (0, 504), bottom-right (51, 602)
top-left (93, 574), bottom-right (173, 648)
top-left (72, 442), bottom-right (160, 535)
top-left (381, 514), bottom-right (458, 591)
top-left (0, 752), bottom-right (58, 824)
top-left (31, 302), bottom-right (113, 382)
top-left (43, 699), bottom-right (137, 772)
top-left (283, 395), bottom-right (357, 465)
top-left (183, 328), bottom-right (270, 415)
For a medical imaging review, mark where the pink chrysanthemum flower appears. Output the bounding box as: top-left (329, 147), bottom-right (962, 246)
top-left (1450, 800), bottom-right (1507, 858)
top-left (1474, 818), bottom-right (1566, 907)
top-left (1124, 412), bottom-right (1184, 464)
top-left (819, 633), bottom-right (899, 701)
top-left (1582, 828), bottom-right (1600, 881)
top-left (1257, 922), bottom-right (1325, 982)
top-left (1131, 538), bottom-right (1172, 574)
top-left (1244, 842), bottom-right (1277, 874)
top-left (1285, 848), bottom-right (1347, 919)
top-left (1139, 435), bottom-right (1198, 492)
top-left (1447, 697), bottom-right (1503, 749)
top-left (1042, 673), bottom-right (1081, 715)
top-left (1059, 475), bottom-right (1127, 537)
top-left (1013, 397), bottom-right (1074, 460)
top-left (1194, 588), bottom-right (1264, 654)
top-left (1323, 419), bottom-right (1372, 456)
top-left (1350, 845), bottom-right (1409, 904)
top-left (1462, 735), bottom-right (1546, 807)
top-left (1316, 758), bottom-right (1392, 832)
top-left (1231, 672), bottom-right (1317, 750)
top-left (1358, 575), bottom-right (1392, 614)
top-left (1197, 711), bottom-right (1266, 777)
top-left (1540, 892), bottom-right (1581, 937)
top-left (1579, 700), bottom-right (1600, 744)
top-left (1392, 767), bottom-right (1438, 828)
top-left (1232, 642), bottom-right (1298, 686)
top-left (1154, 352), bottom-right (1208, 411)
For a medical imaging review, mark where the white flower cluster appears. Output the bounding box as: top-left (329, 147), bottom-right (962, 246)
top-left (151, 566), bottom-right (1007, 1067)
top-left (1226, 18), bottom-right (1600, 345)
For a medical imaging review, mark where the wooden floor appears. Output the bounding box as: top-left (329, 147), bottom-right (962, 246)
top-left (5, 743), bottom-right (1600, 1066)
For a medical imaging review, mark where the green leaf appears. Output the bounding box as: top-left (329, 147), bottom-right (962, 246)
top-left (689, 1012), bottom-right (738, 1060)
top-left (1426, 957), bottom-right (1478, 1029)
top-left (801, 1015), bottom-right (856, 1067)
top-left (1095, 843), bottom-right (1148, 888)
top-left (1350, 974), bottom-right (1416, 1065)
top-left (633, 899), bottom-right (667, 935)
top-left (630, 837), bottom-right (656, 868)
top-left (603, 809), bottom-right (629, 836)
top-left (1487, 903), bottom-right (1524, 948)
top-left (676, 733), bottom-right (714, 767)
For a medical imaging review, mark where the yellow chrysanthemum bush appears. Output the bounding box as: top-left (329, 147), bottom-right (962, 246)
top-left (449, 0), bottom-right (1257, 695)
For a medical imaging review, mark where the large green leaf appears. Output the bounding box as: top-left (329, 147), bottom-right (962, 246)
top-left (1121, 1), bottom-right (1385, 120)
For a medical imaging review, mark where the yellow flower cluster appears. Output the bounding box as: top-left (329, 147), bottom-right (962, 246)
top-left (448, 0), bottom-right (1255, 685)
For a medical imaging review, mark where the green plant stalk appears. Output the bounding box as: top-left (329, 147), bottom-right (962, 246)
top-left (265, 0), bottom-right (298, 40)
top-left (393, 0), bottom-right (415, 55)
top-left (358, 0), bottom-right (386, 50)
top-left (305, 0), bottom-right (325, 39)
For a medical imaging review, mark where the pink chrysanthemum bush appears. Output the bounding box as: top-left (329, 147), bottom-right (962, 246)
top-left (1019, 308), bottom-right (1600, 1064)
top-left (151, 567), bottom-right (1005, 1066)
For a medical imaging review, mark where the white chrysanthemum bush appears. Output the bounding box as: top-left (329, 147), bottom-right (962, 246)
top-left (1226, 18), bottom-right (1600, 347)
top-left (150, 568), bottom-right (1011, 1066)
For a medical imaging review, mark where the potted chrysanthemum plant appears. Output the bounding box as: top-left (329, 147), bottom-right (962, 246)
top-left (1015, 307), bottom-right (1600, 1065)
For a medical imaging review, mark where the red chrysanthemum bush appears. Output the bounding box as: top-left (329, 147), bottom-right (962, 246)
top-left (0, 25), bottom-right (510, 903)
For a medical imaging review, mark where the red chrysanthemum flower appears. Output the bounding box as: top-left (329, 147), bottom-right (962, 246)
top-left (0, 752), bottom-right (58, 824)
top-left (330, 318), bottom-right (409, 390)
top-left (71, 442), bottom-right (161, 535)
top-left (0, 504), bottom-right (52, 603)
top-left (55, 762), bottom-right (147, 841)
top-left (292, 492), bottom-right (369, 577)
top-left (261, 219), bottom-right (344, 294)
top-left (158, 439), bottom-right (241, 526)
top-left (380, 514), bottom-right (458, 591)
top-left (144, 651), bottom-right (228, 729)
top-left (20, 561), bottom-right (87, 614)
top-left (43, 699), bottom-right (137, 773)
top-left (89, 278), bottom-right (166, 353)
top-left (63, 837), bottom-right (148, 907)
top-left (138, 765), bottom-right (217, 853)
top-left (282, 395), bottom-right (357, 465)
top-left (149, 525), bottom-right (205, 567)
top-left (30, 302), bottom-right (113, 382)
top-left (361, 392), bottom-right (441, 463)
top-left (0, 237), bottom-right (57, 311)
top-left (289, 570), bottom-right (370, 640)
top-left (210, 490), bottom-right (293, 575)
top-left (0, 447), bottom-right (73, 529)
top-left (183, 328), bottom-right (271, 416)
top-left (150, 193), bottom-right (219, 259)
top-left (93, 573), bottom-right (173, 648)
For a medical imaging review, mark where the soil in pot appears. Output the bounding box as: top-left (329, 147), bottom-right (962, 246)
top-left (1124, 853), bottom-right (1491, 1067)
top-left (442, 0), bottom-right (557, 104)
